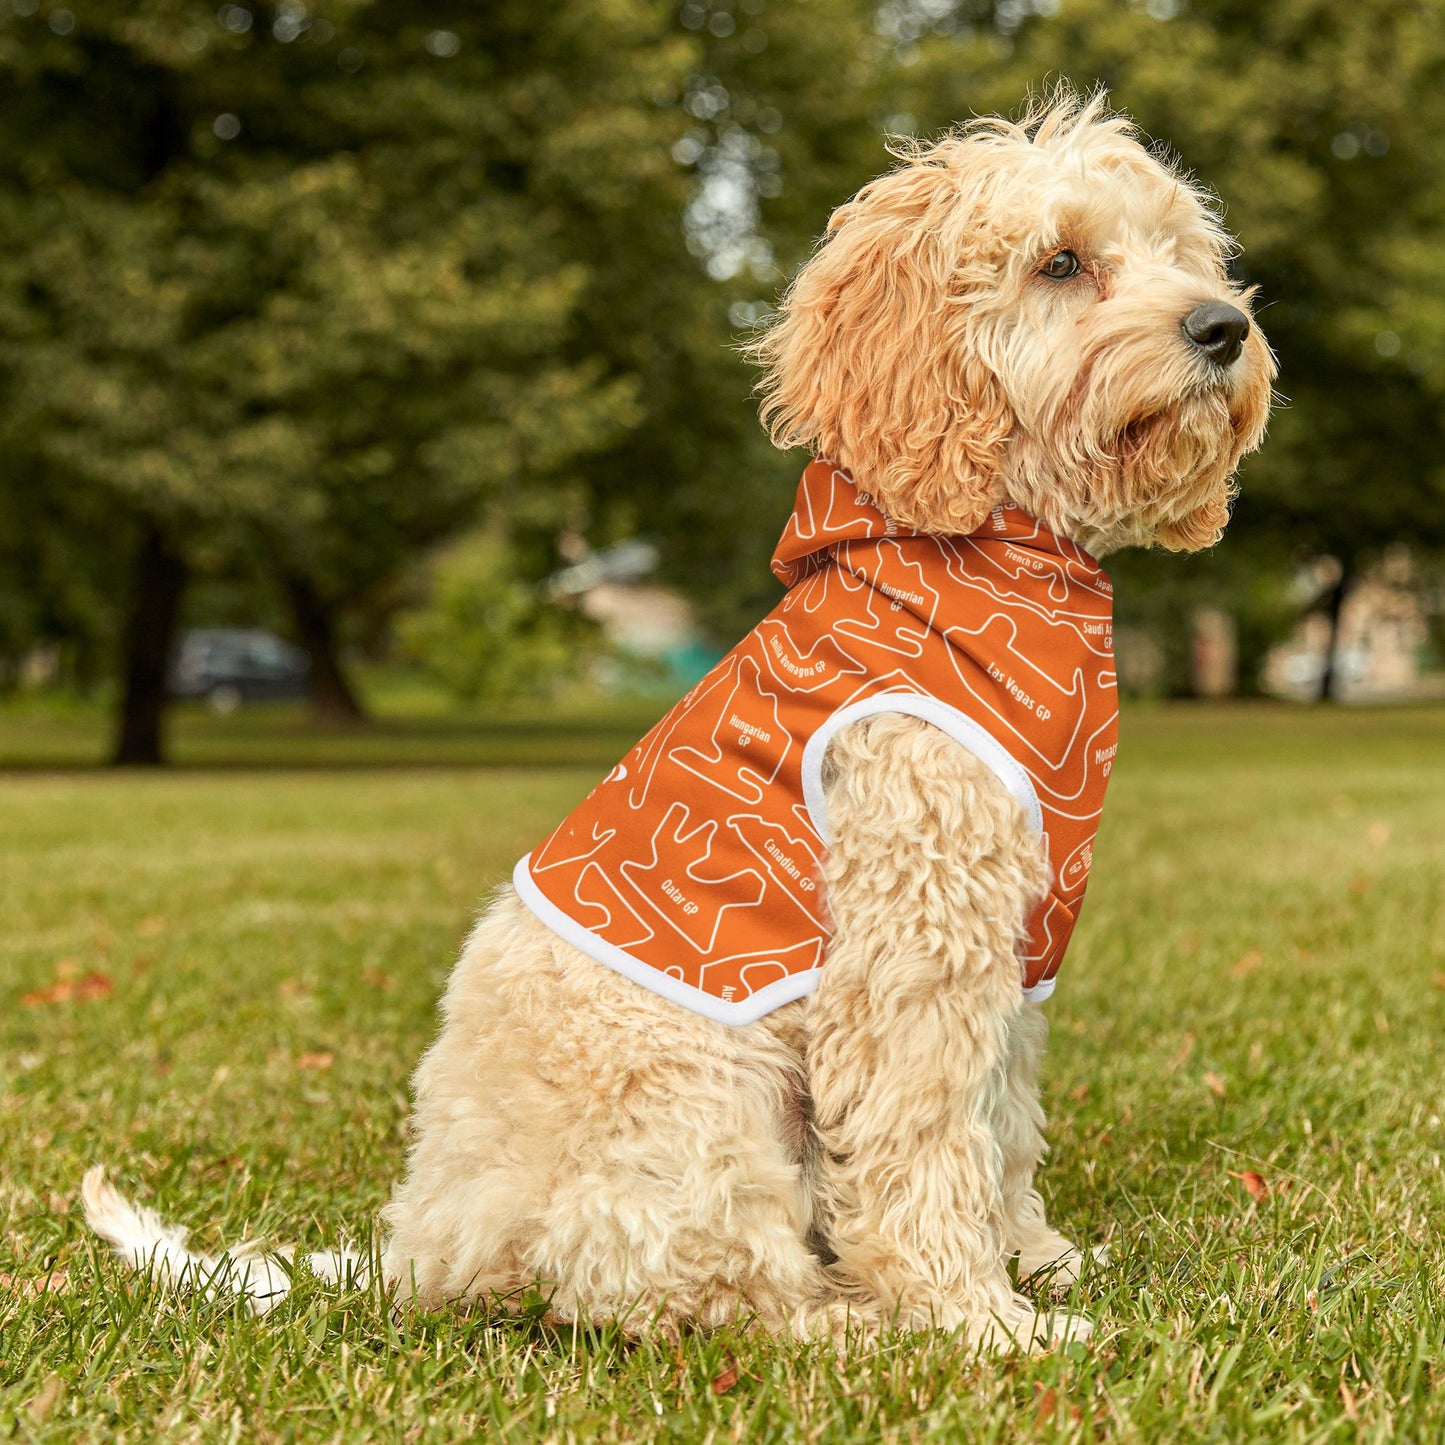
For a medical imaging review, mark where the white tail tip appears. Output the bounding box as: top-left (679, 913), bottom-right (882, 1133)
top-left (81, 1166), bottom-right (368, 1315)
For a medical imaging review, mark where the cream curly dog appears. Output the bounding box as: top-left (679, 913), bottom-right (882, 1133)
top-left (85, 92), bottom-right (1273, 1351)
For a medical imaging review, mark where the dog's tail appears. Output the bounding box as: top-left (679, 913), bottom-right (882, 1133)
top-left (81, 1165), bottom-right (368, 1315)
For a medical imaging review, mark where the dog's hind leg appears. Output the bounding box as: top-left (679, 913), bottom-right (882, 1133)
top-left (804, 714), bottom-right (1091, 1350)
top-left (519, 996), bottom-right (834, 1339)
top-left (994, 1005), bottom-right (1104, 1291)
top-left (379, 896), bottom-right (583, 1310)
top-left (383, 892), bottom-right (832, 1337)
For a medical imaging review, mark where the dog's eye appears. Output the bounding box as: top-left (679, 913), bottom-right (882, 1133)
top-left (1040, 250), bottom-right (1081, 280)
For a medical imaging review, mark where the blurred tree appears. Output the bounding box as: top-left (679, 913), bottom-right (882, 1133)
top-left (571, 0), bottom-right (893, 639)
top-left (0, 1), bottom-right (695, 758)
top-left (888, 0), bottom-right (1445, 696)
top-left (0, 452), bottom-right (129, 694)
top-left (0, 0), bottom-right (914, 753)
top-left (395, 530), bottom-right (594, 705)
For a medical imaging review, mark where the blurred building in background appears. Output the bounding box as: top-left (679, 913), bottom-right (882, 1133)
top-left (548, 540), bottom-right (721, 690)
top-left (1262, 550), bottom-right (1442, 702)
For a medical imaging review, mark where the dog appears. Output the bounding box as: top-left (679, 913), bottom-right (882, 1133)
top-left (85, 90), bottom-right (1273, 1351)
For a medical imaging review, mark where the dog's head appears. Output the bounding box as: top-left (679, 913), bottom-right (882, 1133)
top-left (750, 90), bottom-right (1275, 555)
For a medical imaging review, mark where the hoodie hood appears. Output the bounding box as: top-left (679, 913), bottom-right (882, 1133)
top-left (771, 458), bottom-right (1101, 593)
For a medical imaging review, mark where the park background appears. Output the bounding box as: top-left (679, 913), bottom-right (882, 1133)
top-left (2, 0), bottom-right (1445, 755)
top-left (2, 3), bottom-right (1444, 1442)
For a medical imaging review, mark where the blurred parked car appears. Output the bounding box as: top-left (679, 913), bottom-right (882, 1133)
top-left (169, 629), bottom-right (310, 712)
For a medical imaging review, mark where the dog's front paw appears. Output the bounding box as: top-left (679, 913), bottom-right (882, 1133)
top-left (1031, 1307), bottom-right (1093, 1348)
top-left (1017, 1240), bottom-right (1110, 1293)
top-left (972, 1294), bottom-right (1093, 1353)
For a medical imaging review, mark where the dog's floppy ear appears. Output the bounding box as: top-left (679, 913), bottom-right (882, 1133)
top-left (749, 148), bottom-right (1013, 535)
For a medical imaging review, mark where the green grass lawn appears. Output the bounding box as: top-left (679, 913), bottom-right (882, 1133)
top-left (0, 687), bottom-right (667, 771)
top-left (2, 702), bottom-right (1443, 1442)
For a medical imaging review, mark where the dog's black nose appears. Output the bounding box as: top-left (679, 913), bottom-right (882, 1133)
top-left (1182, 302), bottom-right (1250, 367)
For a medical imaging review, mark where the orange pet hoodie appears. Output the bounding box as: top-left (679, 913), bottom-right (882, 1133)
top-left (514, 459), bottom-right (1119, 1025)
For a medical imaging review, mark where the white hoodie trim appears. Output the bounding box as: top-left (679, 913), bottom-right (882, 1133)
top-left (513, 693), bottom-right (1053, 1024)
top-left (512, 854), bottom-right (821, 1026)
top-left (799, 692), bottom-right (1045, 842)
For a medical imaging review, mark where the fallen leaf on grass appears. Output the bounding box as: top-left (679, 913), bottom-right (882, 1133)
top-left (1034, 1386), bottom-right (1058, 1424)
top-left (21, 972), bottom-right (114, 1006)
top-left (1228, 1169), bottom-right (1269, 1201)
top-left (0, 1268), bottom-right (70, 1299)
top-left (1034, 1384), bottom-right (1086, 1427)
top-left (1070, 1083), bottom-right (1090, 1103)
top-left (1433, 974), bottom-right (1445, 991)
top-left (1204, 1070), bottom-right (1227, 1098)
top-left (27, 1374), bottom-right (64, 1424)
top-left (711, 1357), bottom-right (740, 1396)
top-left (295, 1051), bottom-right (334, 1071)
top-left (1167, 1033), bottom-right (1196, 1073)
top-left (1232, 950), bottom-right (1263, 977)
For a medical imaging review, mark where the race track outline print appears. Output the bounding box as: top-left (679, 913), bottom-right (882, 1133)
top-left (617, 801), bottom-right (769, 956)
top-left (755, 611), bottom-right (866, 695)
top-left (940, 537), bottom-right (1115, 651)
top-left (773, 460), bottom-right (898, 580)
top-left (725, 811), bottom-right (826, 923)
top-left (621, 664), bottom-right (736, 813)
top-left (519, 458), bottom-right (1119, 1023)
top-left (694, 936), bottom-right (826, 1006)
top-left (569, 862), bottom-right (658, 951)
top-left (669, 654), bottom-right (791, 806)
top-left (830, 540), bottom-right (940, 661)
top-left (940, 609), bottom-right (1102, 798)
top-left (529, 817), bottom-right (619, 875)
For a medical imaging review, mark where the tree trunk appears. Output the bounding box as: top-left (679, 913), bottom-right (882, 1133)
top-left (281, 571), bottom-right (366, 725)
top-left (1316, 556), bottom-right (1355, 703)
top-left (112, 524), bottom-right (187, 766)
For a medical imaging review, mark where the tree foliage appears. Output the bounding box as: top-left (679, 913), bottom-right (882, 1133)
top-left (0, 1), bottom-right (708, 751)
top-left (395, 531), bottom-right (595, 705)
top-left (887, 0), bottom-right (1445, 686)
top-left (3, 0), bottom-right (1442, 734)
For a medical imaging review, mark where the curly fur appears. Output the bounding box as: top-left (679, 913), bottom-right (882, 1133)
top-left (85, 88), bottom-right (1272, 1353)
top-left (748, 90), bottom-right (1273, 554)
top-left (378, 719), bottom-right (1087, 1348)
